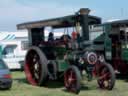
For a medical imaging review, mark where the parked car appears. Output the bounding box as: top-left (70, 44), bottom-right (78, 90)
top-left (0, 59), bottom-right (12, 89)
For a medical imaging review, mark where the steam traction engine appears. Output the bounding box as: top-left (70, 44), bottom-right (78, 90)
top-left (93, 20), bottom-right (128, 75)
top-left (17, 8), bottom-right (115, 94)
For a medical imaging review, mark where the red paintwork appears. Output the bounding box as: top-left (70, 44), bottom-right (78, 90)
top-left (24, 63), bottom-right (37, 85)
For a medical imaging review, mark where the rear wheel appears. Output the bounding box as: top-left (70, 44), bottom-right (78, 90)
top-left (64, 66), bottom-right (81, 94)
top-left (97, 62), bottom-right (115, 90)
top-left (24, 46), bottom-right (48, 86)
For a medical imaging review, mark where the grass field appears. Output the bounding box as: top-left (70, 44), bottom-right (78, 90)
top-left (0, 72), bottom-right (128, 96)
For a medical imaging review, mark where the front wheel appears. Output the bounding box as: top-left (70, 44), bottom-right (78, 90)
top-left (64, 66), bottom-right (81, 94)
top-left (97, 62), bottom-right (115, 90)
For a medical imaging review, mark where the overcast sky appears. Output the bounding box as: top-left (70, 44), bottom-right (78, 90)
top-left (0, 0), bottom-right (128, 31)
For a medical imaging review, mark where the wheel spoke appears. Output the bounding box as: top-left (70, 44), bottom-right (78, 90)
top-left (98, 72), bottom-right (109, 80)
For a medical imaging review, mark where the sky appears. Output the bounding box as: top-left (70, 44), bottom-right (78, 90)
top-left (0, 0), bottom-right (128, 31)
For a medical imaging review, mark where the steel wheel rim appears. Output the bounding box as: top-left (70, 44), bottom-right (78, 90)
top-left (64, 69), bottom-right (77, 92)
top-left (98, 65), bottom-right (112, 89)
top-left (25, 50), bottom-right (42, 85)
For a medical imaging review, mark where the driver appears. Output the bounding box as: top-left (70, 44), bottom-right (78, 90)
top-left (48, 32), bottom-right (54, 42)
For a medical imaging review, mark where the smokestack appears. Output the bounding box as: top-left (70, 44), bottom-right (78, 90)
top-left (79, 8), bottom-right (90, 41)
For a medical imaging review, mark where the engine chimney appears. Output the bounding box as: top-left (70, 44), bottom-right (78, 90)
top-left (79, 8), bottom-right (90, 41)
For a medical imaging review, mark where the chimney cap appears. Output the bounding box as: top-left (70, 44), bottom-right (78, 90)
top-left (79, 8), bottom-right (90, 15)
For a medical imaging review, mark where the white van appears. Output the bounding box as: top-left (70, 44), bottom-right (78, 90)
top-left (0, 31), bottom-right (28, 70)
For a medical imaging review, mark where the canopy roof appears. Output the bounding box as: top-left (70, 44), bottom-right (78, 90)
top-left (17, 15), bottom-right (101, 30)
top-left (104, 19), bottom-right (128, 27)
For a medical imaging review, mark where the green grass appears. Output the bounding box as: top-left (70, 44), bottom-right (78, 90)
top-left (0, 72), bottom-right (128, 96)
